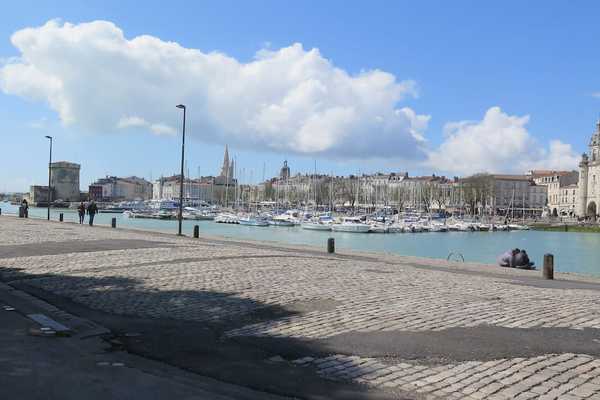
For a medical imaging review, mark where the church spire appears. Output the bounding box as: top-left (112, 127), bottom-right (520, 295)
top-left (220, 145), bottom-right (230, 177)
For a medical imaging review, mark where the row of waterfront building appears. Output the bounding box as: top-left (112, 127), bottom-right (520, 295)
top-left (22, 121), bottom-right (600, 219)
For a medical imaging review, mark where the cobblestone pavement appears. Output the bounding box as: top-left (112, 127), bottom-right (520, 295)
top-left (2, 216), bottom-right (600, 399)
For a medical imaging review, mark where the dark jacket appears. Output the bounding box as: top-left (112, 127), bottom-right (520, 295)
top-left (87, 203), bottom-right (98, 215)
top-left (514, 251), bottom-right (534, 269)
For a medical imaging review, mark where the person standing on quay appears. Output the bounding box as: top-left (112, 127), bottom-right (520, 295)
top-left (87, 200), bottom-right (98, 226)
top-left (77, 202), bottom-right (86, 224)
top-left (21, 199), bottom-right (29, 218)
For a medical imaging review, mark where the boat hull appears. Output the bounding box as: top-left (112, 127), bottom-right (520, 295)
top-left (301, 223), bottom-right (332, 231)
top-left (269, 220), bottom-right (295, 226)
top-left (332, 224), bottom-right (370, 233)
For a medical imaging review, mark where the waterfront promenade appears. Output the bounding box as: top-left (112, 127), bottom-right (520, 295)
top-left (1, 216), bottom-right (600, 399)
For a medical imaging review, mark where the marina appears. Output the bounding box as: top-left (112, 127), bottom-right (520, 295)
top-left (2, 201), bottom-right (599, 277)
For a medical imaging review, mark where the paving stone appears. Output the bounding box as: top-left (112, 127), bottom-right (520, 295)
top-left (3, 217), bottom-right (600, 400)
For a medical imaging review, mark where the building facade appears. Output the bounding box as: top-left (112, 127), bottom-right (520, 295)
top-left (152, 175), bottom-right (214, 202)
top-left (577, 121), bottom-right (600, 218)
top-left (88, 185), bottom-right (103, 201)
top-left (473, 175), bottom-right (547, 217)
top-left (29, 185), bottom-right (53, 205)
top-left (530, 170), bottom-right (579, 216)
top-left (90, 176), bottom-right (152, 201)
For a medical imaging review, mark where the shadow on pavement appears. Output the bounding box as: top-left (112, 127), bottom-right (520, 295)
top-left (0, 265), bottom-right (402, 400)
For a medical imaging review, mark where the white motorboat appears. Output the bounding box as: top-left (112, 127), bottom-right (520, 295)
top-left (408, 224), bottom-right (424, 233)
top-left (387, 223), bottom-right (406, 233)
top-left (301, 214), bottom-right (334, 231)
top-left (269, 219), bottom-right (295, 226)
top-left (447, 224), bottom-right (460, 231)
top-left (152, 209), bottom-right (175, 219)
top-left (508, 224), bottom-right (530, 231)
top-left (215, 213), bottom-right (239, 224)
top-left (238, 215), bottom-right (269, 226)
top-left (269, 214), bottom-right (295, 226)
top-left (332, 217), bottom-right (370, 233)
top-left (182, 207), bottom-right (216, 220)
top-left (301, 221), bottom-right (332, 231)
top-left (369, 223), bottom-right (389, 233)
top-left (428, 223), bottom-right (448, 233)
top-left (476, 223), bottom-right (491, 232)
top-left (452, 222), bottom-right (475, 232)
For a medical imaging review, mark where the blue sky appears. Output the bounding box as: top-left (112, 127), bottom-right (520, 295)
top-left (1, 1), bottom-right (599, 192)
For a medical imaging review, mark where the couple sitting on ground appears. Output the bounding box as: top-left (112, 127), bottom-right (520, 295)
top-left (498, 248), bottom-right (535, 270)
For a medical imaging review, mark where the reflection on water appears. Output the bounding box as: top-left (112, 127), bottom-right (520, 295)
top-left (1, 202), bottom-right (599, 276)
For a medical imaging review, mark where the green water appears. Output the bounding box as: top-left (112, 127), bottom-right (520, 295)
top-left (1, 202), bottom-right (599, 276)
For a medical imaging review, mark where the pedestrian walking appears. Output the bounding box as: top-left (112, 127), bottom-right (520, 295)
top-left (77, 202), bottom-right (86, 224)
top-left (87, 200), bottom-right (98, 226)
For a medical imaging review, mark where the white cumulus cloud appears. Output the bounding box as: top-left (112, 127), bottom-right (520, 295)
top-left (0, 19), bottom-right (429, 159)
top-left (427, 107), bottom-right (579, 175)
top-left (117, 115), bottom-right (176, 136)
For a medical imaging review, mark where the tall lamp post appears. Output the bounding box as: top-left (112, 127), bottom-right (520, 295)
top-left (176, 104), bottom-right (186, 236)
top-left (45, 135), bottom-right (53, 220)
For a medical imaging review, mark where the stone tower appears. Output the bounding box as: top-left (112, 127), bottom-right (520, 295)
top-left (50, 161), bottom-right (81, 202)
top-left (591, 120), bottom-right (600, 162)
top-left (577, 153), bottom-right (589, 217)
top-left (280, 160), bottom-right (290, 180)
top-left (577, 120), bottom-right (600, 217)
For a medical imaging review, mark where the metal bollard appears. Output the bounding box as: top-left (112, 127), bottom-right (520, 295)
top-left (193, 225), bottom-right (199, 238)
top-left (111, 217), bottom-right (117, 228)
top-left (0, 208), bottom-right (2, 215)
top-left (327, 237), bottom-right (335, 254)
top-left (543, 254), bottom-right (554, 280)
top-left (59, 213), bottom-right (64, 222)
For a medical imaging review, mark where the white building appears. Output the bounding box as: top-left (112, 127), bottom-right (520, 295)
top-left (577, 120), bottom-right (600, 219)
top-left (90, 176), bottom-right (152, 201)
top-left (152, 175), bottom-right (213, 202)
top-left (530, 170), bottom-right (579, 217)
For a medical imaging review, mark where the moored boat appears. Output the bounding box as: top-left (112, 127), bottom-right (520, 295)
top-left (238, 215), bottom-right (269, 226)
top-left (215, 213), bottom-right (239, 224)
top-left (332, 217), bottom-right (370, 233)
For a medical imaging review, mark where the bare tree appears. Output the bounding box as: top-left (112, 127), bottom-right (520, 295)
top-left (460, 174), bottom-right (493, 215)
top-left (431, 184), bottom-right (448, 212)
top-left (420, 183), bottom-right (433, 213)
top-left (394, 186), bottom-right (409, 212)
top-left (263, 181), bottom-right (275, 201)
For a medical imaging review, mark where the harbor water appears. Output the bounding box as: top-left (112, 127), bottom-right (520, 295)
top-left (1, 202), bottom-right (599, 277)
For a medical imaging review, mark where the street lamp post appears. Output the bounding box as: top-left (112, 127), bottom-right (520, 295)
top-left (45, 136), bottom-right (53, 220)
top-left (176, 104), bottom-right (186, 236)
